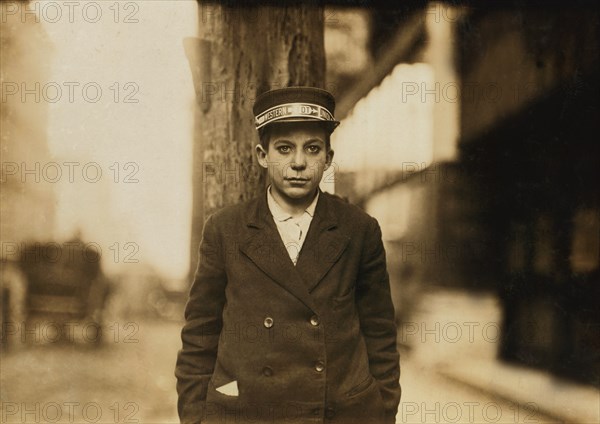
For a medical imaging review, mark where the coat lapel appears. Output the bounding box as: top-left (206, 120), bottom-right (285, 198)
top-left (239, 192), bottom-right (318, 313)
top-left (295, 192), bottom-right (350, 292)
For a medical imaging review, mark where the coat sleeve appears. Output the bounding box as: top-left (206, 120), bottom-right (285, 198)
top-left (356, 217), bottom-right (401, 424)
top-left (175, 214), bottom-right (227, 424)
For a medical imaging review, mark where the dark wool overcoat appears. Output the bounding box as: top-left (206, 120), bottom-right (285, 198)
top-left (175, 190), bottom-right (401, 424)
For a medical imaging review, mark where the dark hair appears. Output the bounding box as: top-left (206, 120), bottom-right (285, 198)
top-left (258, 123), bottom-right (332, 151)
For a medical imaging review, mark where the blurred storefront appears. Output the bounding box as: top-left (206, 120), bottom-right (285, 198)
top-left (330, 2), bottom-right (599, 386)
top-left (1, 0), bottom-right (56, 349)
top-left (0, 1), bottom-right (56, 245)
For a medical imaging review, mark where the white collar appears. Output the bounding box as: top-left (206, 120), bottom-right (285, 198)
top-left (267, 185), bottom-right (319, 222)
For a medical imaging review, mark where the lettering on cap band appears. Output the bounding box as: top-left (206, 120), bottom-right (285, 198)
top-left (255, 102), bottom-right (336, 129)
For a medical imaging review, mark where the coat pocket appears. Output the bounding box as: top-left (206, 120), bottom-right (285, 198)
top-left (332, 286), bottom-right (355, 311)
top-left (345, 374), bottom-right (375, 398)
top-left (204, 380), bottom-right (240, 424)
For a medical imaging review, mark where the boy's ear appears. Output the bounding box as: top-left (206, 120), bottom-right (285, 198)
top-left (255, 144), bottom-right (269, 169)
top-left (324, 148), bottom-right (335, 171)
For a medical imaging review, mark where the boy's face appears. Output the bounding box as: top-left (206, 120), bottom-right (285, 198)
top-left (256, 122), bottom-right (334, 203)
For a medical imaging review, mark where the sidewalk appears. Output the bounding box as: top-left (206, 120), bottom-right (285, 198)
top-left (438, 360), bottom-right (600, 424)
top-left (398, 351), bottom-right (560, 423)
top-left (403, 288), bottom-right (599, 424)
top-left (439, 358), bottom-right (600, 424)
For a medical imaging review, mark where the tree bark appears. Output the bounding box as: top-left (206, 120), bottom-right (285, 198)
top-left (185, 3), bottom-right (326, 278)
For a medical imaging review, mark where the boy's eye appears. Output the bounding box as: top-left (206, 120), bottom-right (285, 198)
top-left (277, 146), bottom-right (291, 153)
top-left (306, 145), bottom-right (321, 153)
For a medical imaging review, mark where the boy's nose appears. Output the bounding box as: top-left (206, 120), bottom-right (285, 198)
top-left (291, 151), bottom-right (307, 169)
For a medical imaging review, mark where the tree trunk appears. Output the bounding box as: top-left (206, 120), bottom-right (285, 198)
top-left (185, 3), bottom-right (326, 278)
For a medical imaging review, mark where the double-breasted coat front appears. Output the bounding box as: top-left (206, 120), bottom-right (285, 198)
top-left (175, 190), bottom-right (401, 424)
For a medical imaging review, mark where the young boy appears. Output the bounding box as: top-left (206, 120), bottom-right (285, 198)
top-left (175, 87), bottom-right (401, 424)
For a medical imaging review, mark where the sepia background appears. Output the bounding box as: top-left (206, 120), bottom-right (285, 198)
top-left (1, 1), bottom-right (598, 423)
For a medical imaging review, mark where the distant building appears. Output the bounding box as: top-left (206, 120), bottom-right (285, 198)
top-left (329, 2), bottom-right (599, 385)
top-left (1, 0), bottom-right (57, 349)
top-left (1, 0), bottom-right (56, 250)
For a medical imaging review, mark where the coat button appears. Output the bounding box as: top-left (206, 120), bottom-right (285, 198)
top-left (262, 366), bottom-right (273, 377)
top-left (315, 361), bottom-right (325, 372)
top-left (263, 317), bottom-right (274, 328)
top-left (325, 407), bottom-right (336, 419)
top-left (309, 315), bottom-right (320, 326)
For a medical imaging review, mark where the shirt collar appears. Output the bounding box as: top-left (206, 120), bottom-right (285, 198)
top-left (267, 185), bottom-right (319, 221)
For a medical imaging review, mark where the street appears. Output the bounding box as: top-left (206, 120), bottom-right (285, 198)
top-left (1, 315), bottom-right (561, 424)
top-left (1, 319), bottom-right (180, 424)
